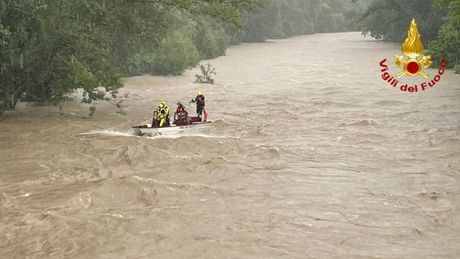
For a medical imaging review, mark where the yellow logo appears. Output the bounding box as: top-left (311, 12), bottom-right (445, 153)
top-left (394, 19), bottom-right (432, 78)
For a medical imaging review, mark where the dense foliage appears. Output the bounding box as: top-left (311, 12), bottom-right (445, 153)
top-left (359, 0), bottom-right (459, 69)
top-left (0, 0), bottom-right (368, 115)
top-left (428, 0), bottom-right (460, 68)
top-left (0, 0), bottom-right (264, 113)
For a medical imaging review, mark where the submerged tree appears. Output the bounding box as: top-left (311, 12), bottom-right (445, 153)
top-left (195, 64), bottom-right (217, 84)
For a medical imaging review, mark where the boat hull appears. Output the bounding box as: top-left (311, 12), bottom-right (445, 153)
top-left (133, 121), bottom-right (211, 136)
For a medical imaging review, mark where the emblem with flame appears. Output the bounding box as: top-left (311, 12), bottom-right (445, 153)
top-left (394, 19), bottom-right (432, 78)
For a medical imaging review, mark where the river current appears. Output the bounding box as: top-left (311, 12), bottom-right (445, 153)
top-left (1, 32), bottom-right (460, 258)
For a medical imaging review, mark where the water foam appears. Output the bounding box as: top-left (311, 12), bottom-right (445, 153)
top-left (79, 129), bottom-right (236, 140)
top-left (79, 130), bottom-right (136, 138)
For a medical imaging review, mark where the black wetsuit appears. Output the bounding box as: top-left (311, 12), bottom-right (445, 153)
top-left (194, 95), bottom-right (205, 115)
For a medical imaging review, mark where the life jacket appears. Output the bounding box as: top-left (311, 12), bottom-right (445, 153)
top-left (176, 106), bottom-right (187, 117)
top-left (157, 105), bottom-right (169, 118)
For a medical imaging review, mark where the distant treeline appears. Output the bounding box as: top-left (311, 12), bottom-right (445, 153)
top-left (239, 0), bottom-right (369, 42)
top-left (359, 0), bottom-right (459, 70)
top-left (0, 0), bottom-right (366, 114)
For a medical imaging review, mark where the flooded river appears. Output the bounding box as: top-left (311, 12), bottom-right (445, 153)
top-left (1, 32), bottom-right (460, 258)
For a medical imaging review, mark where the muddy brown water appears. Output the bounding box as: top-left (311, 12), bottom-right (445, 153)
top-left (1, 32), bottom-right (460, 258)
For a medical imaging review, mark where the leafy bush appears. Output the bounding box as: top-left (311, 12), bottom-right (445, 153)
top-left (153, 31), bottom-right (200, 75)
top-left (428, 24), bottom-right (459, 69)
top-left (194, 19), bottom-right (230, 59)
top-left (126, 50), bottom-right (158, 76)
top-left (428, 0), bottom-right (460, 69)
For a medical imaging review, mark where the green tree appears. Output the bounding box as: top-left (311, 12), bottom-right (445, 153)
top-left (239, 0), bottom-right (363, 42)
top-left (359, 0), bottom-right (458, 69)
top-left (359, 0), bottom-right (447, 42)
top-left (0, 0), bottom-right (264, 115)
top-left (428, 0), bottom-right (460, 69)
top-left (153, 30), bottom-right (200, 75)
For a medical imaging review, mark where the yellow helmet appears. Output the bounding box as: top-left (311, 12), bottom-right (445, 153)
top-left (197, 90), bottom-right (202, 96)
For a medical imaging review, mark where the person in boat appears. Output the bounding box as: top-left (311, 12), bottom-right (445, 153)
top-left (153, 100), bottom-right (170, 127)
top-left (191, 91), bottom-right (207, 121)
top-left (174, 102), bottom-right (189, 125)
